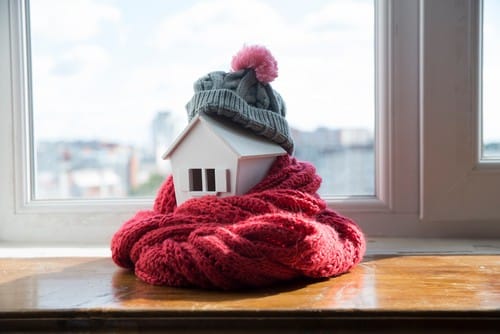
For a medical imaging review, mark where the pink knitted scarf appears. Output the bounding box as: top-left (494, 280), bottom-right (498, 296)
top-left (111, 155), bottom-right (366, 290)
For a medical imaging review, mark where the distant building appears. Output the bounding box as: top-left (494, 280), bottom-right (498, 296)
top-left (69, 168), bottom-right (122, 197)
top-left (151, 111), bottom-right (176, 174)
top-left (34, 123), bottom-right (377, 199)
top-left (292, 126), bottom-right (375, 196)
top-left (338, 128), bottom-right (373, 148)
top-left (36, 140), bottom-right (133, 198)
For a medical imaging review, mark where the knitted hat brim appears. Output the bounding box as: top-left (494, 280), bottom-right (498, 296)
top-left (186, 89), bottom-right (294, 154)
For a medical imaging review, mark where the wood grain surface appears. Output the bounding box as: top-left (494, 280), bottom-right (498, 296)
top-left (0, 255), bottom-right (499, 332)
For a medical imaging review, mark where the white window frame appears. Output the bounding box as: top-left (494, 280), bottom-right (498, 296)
top-left (1, 0), bottom-right (499, 244)
top-left (419, 0), bottom-right (500, 231)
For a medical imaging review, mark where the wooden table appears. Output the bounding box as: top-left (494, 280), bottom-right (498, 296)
top-left (0, 254), bottom-right (499, 332)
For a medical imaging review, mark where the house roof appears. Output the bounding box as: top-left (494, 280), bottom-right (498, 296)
top-left (162, 113), bottom-right (286, 160)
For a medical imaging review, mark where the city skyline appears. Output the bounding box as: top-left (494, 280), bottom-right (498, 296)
top-left (35, 110), bottom-right (375, 199)
top-left (34, 106), bottom-right (500, 199)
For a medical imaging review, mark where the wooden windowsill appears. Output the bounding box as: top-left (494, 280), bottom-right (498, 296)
top-left (1, 238), bottom-right (499, 333)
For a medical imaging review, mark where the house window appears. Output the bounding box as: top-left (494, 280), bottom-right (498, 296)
top-left (189, 169), bottom-right (203, 192)
top-left (188, 168), bottom-right (222, 193)
top-left (205, 169), bottom-right (216, 192)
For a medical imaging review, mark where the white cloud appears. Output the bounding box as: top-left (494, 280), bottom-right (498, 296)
top-left (303, 0), bottom-right (373, 32)
top-left (153, 0), bottom-right (291, 56)
top-left (32, 0), bottom-right (377, 143)
top-left (30, 0), bottom-right (120, 42)
top-left (150, 0), bottom-right (374, 131)
top-left (51, 44), bottom-right (111, 76)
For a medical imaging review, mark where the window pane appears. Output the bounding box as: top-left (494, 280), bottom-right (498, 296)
top-left (189, 169), bottom-right (203, 192)
top-left (206, 169), bottom-right (216, 192)
top-left (482, 0), bottom-right (500, 159)
top-left (29, 0), bottom-right (374, 199)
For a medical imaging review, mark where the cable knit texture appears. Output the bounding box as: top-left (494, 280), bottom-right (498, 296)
top-left (111, 155), bottom-right (366, 290)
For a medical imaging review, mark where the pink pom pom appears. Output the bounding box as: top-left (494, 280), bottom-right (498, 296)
top-left (231, 45), bottom-right (278, 84)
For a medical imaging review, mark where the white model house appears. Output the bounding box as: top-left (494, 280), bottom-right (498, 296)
top-left (162, 114), bottom-right (287, 206)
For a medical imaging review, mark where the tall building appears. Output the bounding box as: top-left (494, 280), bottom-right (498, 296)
top-left (151, 111), bottom-right (176, 174)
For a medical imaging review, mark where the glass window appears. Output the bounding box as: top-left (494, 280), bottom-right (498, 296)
top-left (205, 169), bottom-right (216, 192)
top-left (189, 168), bottom-right (203, 192)
top-left (29, 0), bottom-right (374, 199)
top-left (482, 0), bottom-right (500, 160)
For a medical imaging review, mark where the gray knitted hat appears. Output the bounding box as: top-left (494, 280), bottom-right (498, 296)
top-left (185, 45), bottom-right (294, 154)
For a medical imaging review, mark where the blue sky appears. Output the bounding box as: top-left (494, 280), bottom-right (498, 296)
top-left (29, 0), bottom-right (375, 147)
top-left (29, 0), bottom-right (498, 148)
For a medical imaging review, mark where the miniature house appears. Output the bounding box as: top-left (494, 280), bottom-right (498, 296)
top-left (162, 114), bottom-right (287, 206)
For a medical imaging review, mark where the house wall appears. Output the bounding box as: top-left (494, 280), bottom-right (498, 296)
top-left (169, 123), bottom-right (237, 205)
top-left (236, 157), bottom-right (277, 194)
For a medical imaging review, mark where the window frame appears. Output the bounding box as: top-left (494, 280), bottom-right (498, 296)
top-left (189, 168), bottom-right (204, 192)
top-left (1, 0), bottom-right (498, 244)
top-left (419, 0), bottom-right (500, 227)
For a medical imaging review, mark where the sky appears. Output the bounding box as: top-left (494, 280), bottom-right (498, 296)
top-left (29, 0), bottom-right (499, 148)
top-left (482, 0), bottom-right (500, 144)
top-left (29, 0), bottom-right (375, 147)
